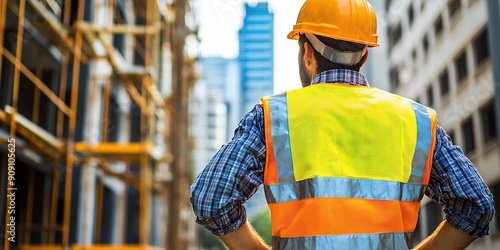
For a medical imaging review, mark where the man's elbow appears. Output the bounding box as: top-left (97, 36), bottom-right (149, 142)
top-left (190, 186), bottom-right (211, 218)
top-left (473, 197), bottom-right (496, 238)
top-left (483, 198), bottom-right (495, 227)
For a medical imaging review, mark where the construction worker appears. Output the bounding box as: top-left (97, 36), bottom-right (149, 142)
top-left (191, 0), bottom-right (495, 249)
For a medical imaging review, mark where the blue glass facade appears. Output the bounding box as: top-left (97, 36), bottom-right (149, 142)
top-left (238, 2), bottom-right (274, 217)
top-left (239, 2), bottom-right (274, 115)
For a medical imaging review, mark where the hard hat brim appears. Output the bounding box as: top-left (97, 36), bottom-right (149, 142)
top-left (287, 28), bottom-right (380, 48)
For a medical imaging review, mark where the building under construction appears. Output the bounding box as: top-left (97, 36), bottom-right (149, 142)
top-left (0, 0), bottom-right (197, 249)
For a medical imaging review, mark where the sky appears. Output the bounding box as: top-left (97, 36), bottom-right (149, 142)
top-left (195, 0), bottom-right (305, 93)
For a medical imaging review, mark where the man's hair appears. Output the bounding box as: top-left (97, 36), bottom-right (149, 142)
top-left (299, 34), bottom-right (366, 73)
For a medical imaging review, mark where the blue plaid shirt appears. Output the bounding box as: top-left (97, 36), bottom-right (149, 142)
top-left (190, 69), bottom-right (494, 238)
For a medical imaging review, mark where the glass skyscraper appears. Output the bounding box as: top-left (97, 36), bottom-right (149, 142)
top-left (239, 2), bottom-right (274, 115)
top-left (238, 2), bottom-right (274, 217)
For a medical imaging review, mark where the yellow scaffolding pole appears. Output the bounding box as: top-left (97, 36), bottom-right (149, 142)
top-left (62, 0), bottom-right (85, 245)
top-left (0, 0), bottom-right (7, 91)
top-left (4, 0), bottom-right (26, 249)
top-left (50, 0), bottom-right (72, 241)
top-left (24, 169), bottom-right (36, 244)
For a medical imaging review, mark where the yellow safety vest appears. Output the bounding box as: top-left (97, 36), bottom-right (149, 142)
top-left (260, 84), bottom-right (438, 249)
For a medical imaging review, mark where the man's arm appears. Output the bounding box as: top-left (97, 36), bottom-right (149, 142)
top-left (413, 220), bottom-right (475, 250)
top-left (191, 105), bottom-right (267, 237)
top-left (426, 127), bottom-right (494, 235)
top-left (219, 221), bottom-right (271, 250)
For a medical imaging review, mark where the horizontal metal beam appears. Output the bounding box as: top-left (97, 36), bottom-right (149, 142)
top-left (96, 158), bottom-right (140, 189)
top-left (74, 142), bottom-right (163, 162)
top-left (79, 22), bottom-right (161, 35)
top-left (0, 107), bottom-right (64, 156)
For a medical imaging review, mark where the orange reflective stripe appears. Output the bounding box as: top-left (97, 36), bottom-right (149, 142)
top-left (422, 108), bottom-right (438, 185)
top-left (269, 198), bottom-right (420, 237)
top-left (261, 98), bottom-right (279, 185)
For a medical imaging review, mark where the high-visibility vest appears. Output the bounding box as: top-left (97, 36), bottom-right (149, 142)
top-left (260, 84), bottom-right (438, 249)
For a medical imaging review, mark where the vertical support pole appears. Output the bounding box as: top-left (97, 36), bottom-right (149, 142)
top-left (120, 169), bottom-right (129, 243)
top-left (139, 0), bottom-right (153, 245)
top-left (101, 77), bottom-right (111, 142)
top-left (48, 165), bottom-right (60, 244)
top-left (63, 0), bottom-right (85, 246)
top-left (486, 0), bottom-right (500, 155)
top-left (24, 169), bottom-right (35, 244)
top-left (4, 0), bottom-right (25, 248)
top-left (50, 55), bottom-right (69, 245)
top-left (50, 0), bottom-right (72, 241)
top-left (81, 57), bottom-right (100, 248)
top-left (8, 0), bottom-right (25, 143)
top-left (0, 0), bottom-right (7, 86)
top-left (168, 0), bottom-right (187, 249)
top-left (94, 176), bottom-right (104, 243)
top-left (41, 173), bottom-right (52, 243)
top-left (139, 81), bottom-right (151, 244)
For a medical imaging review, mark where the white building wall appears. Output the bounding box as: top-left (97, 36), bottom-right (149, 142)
top-left (190, 81), bottom-right (228, 176)
top-left (385, 0), bottom-right (499, 248)
top-left (362, 0), bottom-right (390, 90)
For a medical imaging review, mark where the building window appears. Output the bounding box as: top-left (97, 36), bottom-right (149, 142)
top-left (113, 4), bottom-right (127, 55)
top-left (448, 130), bottom-right (455, 144)
top-left (426, 86), bottom-right (434, 107)
top-left (461, 117), bottom-right (476, 155)
top-left (107, 96), bottom-right (121, 142)
top-left (448, 0), bottom-right (461, 19)
top-left (389, 22), bottom-right (402, 48)
top-left (385, 0), bottom-right (393, 11)
top-left (493, 183), bottom-right (500, 230)
top-left (439, 69), bottom-right (450, 98)
top-left (390, 67), bottom-right (400, 90)
top-left (455, 51), bottom-right (468, 84)
top-left (473, 28), bottom-right (490, 67)
top-left (422, 35), bottom-right (429, 55)
top-left (434, 15), bottom-right (444, 38)
top-left (480, 100), bottom-right (498, 145)
top-left (408, 4), bottom-right (415, 26)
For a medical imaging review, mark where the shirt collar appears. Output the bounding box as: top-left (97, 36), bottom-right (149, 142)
top-left (311, 69), bottom-right (370, 87)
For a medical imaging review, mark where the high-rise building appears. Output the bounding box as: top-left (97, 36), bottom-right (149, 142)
top-left (190, 57), bottom-right (240, 175)
top-left (385, 0), bottom-right (499, 248)
top-left (239, 2), bottom-right (274, 116)
top-left (360, 0), bottom-right (390, 90)
top-left (237, 2), bottom-right (274, 218)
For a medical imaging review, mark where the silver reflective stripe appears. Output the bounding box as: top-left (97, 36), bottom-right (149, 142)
top-left (409, 101), bottom-right (432, 184)
top-left (273, 233), bottom-right (411, 250)
top-left (269, 94), bottom-right (295, 182)
top-left (264, 177), bottom-right (425, 204)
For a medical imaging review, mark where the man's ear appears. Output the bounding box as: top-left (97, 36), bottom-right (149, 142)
top-left (303, 42), bottom-right (315, 68)
top-left (360, 50), bottom-right (369, 67)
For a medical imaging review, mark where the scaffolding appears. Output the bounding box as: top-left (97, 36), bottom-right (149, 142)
top-left (0, 0), bottom-right (196, 249)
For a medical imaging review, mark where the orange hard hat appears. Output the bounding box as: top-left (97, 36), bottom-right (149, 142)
top-left (288, 0), bottom-right (379, 47)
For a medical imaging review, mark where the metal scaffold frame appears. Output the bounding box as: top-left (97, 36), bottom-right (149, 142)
top-left (0, 0), bottom-right (197, 249)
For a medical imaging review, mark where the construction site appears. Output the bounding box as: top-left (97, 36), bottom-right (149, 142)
top-left (0, 0), bottom-right (198, 249)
